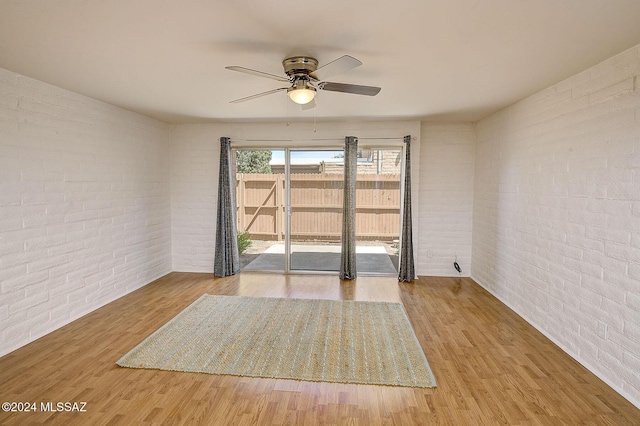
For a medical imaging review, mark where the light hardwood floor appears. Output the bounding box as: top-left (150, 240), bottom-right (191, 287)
top-left (0, 272), bottom-right (638, 425)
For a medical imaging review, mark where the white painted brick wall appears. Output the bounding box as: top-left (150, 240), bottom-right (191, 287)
top-left (170, 125), bottom-right (223, 272)
top-left (418, 123), bottom-right (475, 276)
top-left (0, 67), bottom-right (172, 357)
top-left (472, 44), bottom-right (640, 407)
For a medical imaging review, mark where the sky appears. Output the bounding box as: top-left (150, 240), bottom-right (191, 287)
top-left (270, 150), bottom-right (343, 161)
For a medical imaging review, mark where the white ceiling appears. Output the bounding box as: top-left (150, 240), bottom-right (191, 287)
top-left (1, 1), bottom-right (640, 124)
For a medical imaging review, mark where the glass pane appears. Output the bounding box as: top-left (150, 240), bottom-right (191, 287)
top-left (234, 149), bottom-right (285, 272)
top-left (355, 148), bottom-right (402, 274)
top-left (289, 149), bottom-right (344, 272)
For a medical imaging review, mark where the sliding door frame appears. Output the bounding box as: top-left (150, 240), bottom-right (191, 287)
top-left (233, 141), bottom-right (406, 276)
top-left (354, 145), bottom-right (405, 277)
top-left (285, 147), bottom-right (344, 275)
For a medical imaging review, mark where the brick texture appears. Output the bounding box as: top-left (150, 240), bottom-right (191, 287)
top-left (418, 123), bottom-right (475, 276)
top-left (170, 125), bottom-right (223, 272)
top-left (472, 44), bottom-right (640, 406)
top-left (0, 68), bottom-right (172, 357)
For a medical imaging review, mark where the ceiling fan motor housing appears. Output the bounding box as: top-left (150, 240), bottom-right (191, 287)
top-left (282, 56), bottom-right (318, 78)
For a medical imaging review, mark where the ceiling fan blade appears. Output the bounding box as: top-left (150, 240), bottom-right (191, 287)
top-left (230, 87), bottom-right (288, 103)
top-left (225, 66), bottom-right (290, 83)
top-left (301, 98), bottom-right (316, 110)
top-left (319, 82), bottom-right (381, 96)
top-left (310, 55), bottom-right (362, 80)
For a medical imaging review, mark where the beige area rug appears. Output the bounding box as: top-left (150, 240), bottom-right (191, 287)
top-left (117, 295), bottom-right (436, 388)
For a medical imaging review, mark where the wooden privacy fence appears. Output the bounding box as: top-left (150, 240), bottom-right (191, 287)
top-left (236, 173), bottom-right (401, 242)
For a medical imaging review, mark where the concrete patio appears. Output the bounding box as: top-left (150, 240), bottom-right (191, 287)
top-left (241, 244), bottom-right (398, 274)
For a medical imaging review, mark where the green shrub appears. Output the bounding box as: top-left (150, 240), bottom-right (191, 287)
top-left (237, 231), bottom-right (252, 255)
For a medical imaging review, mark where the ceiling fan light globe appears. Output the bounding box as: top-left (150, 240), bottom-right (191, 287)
top-left (288, 87), bottom-right (316, 105)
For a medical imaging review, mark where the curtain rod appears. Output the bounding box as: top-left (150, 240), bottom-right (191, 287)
top-left (229, 136), bottom-right (412, 143)
top-left (230, 139), bottom-right (293, 142)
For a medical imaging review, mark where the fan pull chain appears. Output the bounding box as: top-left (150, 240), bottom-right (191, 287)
top-left (285, 91), bottom-right (290, 127)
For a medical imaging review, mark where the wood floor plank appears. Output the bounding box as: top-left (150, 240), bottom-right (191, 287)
top-left (0, 272), bottom-right (638, 425)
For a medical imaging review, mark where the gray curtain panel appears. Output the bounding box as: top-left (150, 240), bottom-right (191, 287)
top-left (339, 136), bottom-right (358, 280)
top-left (398, 135), bottom-right (416, 282)
top-left (214, 137), bottom-right (240, 277)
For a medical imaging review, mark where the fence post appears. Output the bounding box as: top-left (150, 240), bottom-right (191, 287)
top-left (238, 174), bottom-right (245, 232)
top-left (276, 174), bottom-right (283, 241)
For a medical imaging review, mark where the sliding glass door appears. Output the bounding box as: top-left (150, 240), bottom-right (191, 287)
top-left (234, 145), bottom-right (402, 275)
top-left (288, 149), bottom-right (344, 272)
top-left (354, 147), bottom-right (401, 274)
top-left (234, 149), bottom-right (285, 272)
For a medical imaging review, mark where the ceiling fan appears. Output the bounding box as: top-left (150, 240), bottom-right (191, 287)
top-left (225, 55), bottom-right (381, 108)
